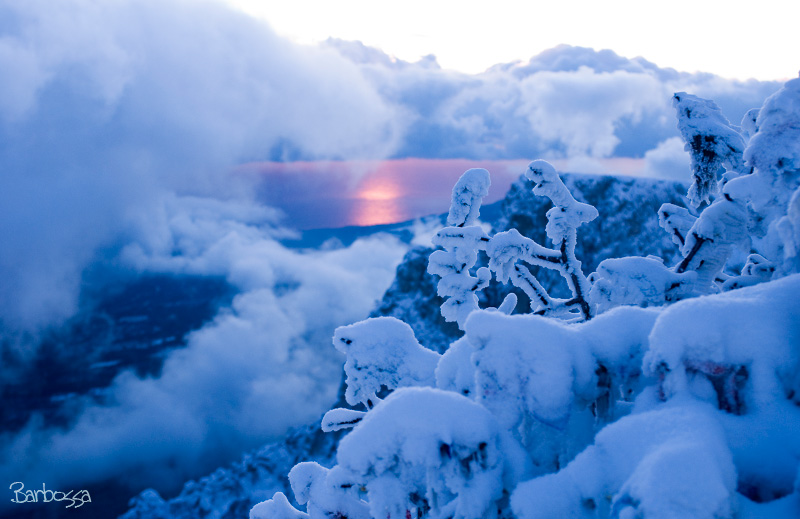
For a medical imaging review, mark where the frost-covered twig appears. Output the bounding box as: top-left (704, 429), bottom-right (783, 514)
top-left (487, 160), bottom-right (597, 320)
top-left (673, 92), bottom-right (747, 207)
top-left (658, 203), bottom-right (697, 247)
top-left (428, 168), bottom-right (515, 328)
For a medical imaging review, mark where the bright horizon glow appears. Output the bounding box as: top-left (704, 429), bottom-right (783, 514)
top-left (223, 0), bottom-right (798, 81)
top-left (242, 157), bottom-right (647, 228)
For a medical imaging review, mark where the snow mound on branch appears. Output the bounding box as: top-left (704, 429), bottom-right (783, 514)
top-left (511, 402), bottom-right (737, 519)
top-left (744, 76), bottom-right (800, 176)
top-left (645, 273), bottom-right (800, 409)
top-left (526, 160), bottom-right (598, 243)
top-left (250, 492), bottom-right (307, 519)
top-left (465, 306), bottom-right (659, 426)
top-left (447, 168), bottom-right (491, 227)
top-left (672, 92), bottom-right (746, 207)
top-left (337, 387), bottom-right (527, 519)
top-left (589, 255), bottom-right (695, 312)
top-left (333, 317), bottom-right (440, 407)
top-left (463, 306), bottom-right (659, 471)
top-left (435, 336), bottom-right (476, 397)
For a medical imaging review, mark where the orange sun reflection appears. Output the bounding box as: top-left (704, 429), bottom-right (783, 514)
top-left (350, 175), bottom-right (405, 226)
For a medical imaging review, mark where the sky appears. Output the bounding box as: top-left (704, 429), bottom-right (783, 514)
top-left (225, 0), bottom-right (800, 81)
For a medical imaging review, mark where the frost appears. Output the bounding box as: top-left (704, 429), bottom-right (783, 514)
top-left (447, 168), bottom-right (491, 227)
top-left (512, 403), bottom-right (737, 519)
top-left (333, 317), bottom-right (440, 408)
top-left (672, 92), bottom-right (747, 207)
top-left (336, 387), bottom-right (523, 519)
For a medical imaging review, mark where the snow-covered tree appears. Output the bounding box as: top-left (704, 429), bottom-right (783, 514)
top-left (427, 168), bottom-right (516, 329)
top-left (252, 76), bottom-right (800, 519)
top-left (487, 160), bottom-right (597, 321)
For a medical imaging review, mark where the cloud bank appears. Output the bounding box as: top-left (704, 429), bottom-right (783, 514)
top-left (0, 0), bottom-right (409, 503)
top-left (1, 196), bottom-right (406, 494)
top-left (326, 40), bottom-right (779, 162)
top-left (0, 0), bottom-right (405, 332)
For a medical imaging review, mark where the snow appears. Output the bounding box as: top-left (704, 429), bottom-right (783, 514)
top-left (645, 274), bottom-right (800, 505)
top-left (250, 492), bottom-right (307, 519)
top-left (744, 76), bottom-right (800, 177)
top-left (336, 387), bottom-right (520, 519)
top-left (321, 408), bottom-right (365, 432)
top-left (435, 336), bottom-right (476, 397)
top-left (428, 224), bottom-right (491, 329)
top-left (288, 462), bottom-right (370, 519)
top-left (525, 160), bottom-right (598, 243)
top-left (246, 78), bottom-right (800, 519)
top-left (658, 202), bottom-right (696, 247)
top-left (672, 92), bottom-right (746, 207)
top-left (645, 273), bottom-right (800, 410)
top-left (511, 402), bottom-right (737, 519)
top-left (333, 317), bottom-right (440, 408)
top-left (464, 306), bottom-right (659, 471)
top-left (777, 187), bottom-right (800, 274)
top-left (724, 75), bottom-right (800, 264)
top-left (680, 198), bottom-right (750, 290)
top-left (447, 168), bottom-right (491, 227)
top-left (485, 161), bottom-right (599, 320)
top-left (589, 255), bottom-right (694, 312)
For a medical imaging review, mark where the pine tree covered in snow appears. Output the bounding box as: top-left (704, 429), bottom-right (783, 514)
top-left (249, 79), bottom-right (800, 519)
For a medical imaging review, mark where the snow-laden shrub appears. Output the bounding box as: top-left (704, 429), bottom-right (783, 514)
top-left (333, 317), bottom-right (440, 409)
top-left (511, 402), bottom-right (738, 519)
top-left (335, 388), bottom-right (528, 519)
top-left (252, 76), bottom-right (800, 519)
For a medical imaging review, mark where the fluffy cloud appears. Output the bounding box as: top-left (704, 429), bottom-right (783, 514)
top-left (0, 0), bottom-right (406, 332)
top-left (0, 194), bottom-right (407, 494)
top-left (327, 41), bottom-right (780, 162)
top-left (642, 137), bottom-right (692, 181)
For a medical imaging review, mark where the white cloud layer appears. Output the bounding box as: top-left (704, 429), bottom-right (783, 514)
top-left (0, 194), bottom-right (407, 494)
top-left (0, 0), bottom-right (406, 331)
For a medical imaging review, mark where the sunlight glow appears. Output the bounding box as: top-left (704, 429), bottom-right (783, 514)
top-left (358, 184), bottom-right (402, 202)
top-left (223, 0), bottom-right (799, 81)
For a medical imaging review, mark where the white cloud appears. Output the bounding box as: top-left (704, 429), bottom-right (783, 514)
top-left (642, 137), bottom-right (691, 181)
top-left (0, 194), bottom-right (408, 494)
top-left (516, 67), bottom-right (669, 157)
top-left (0, 0), bottom-right (406, 332)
